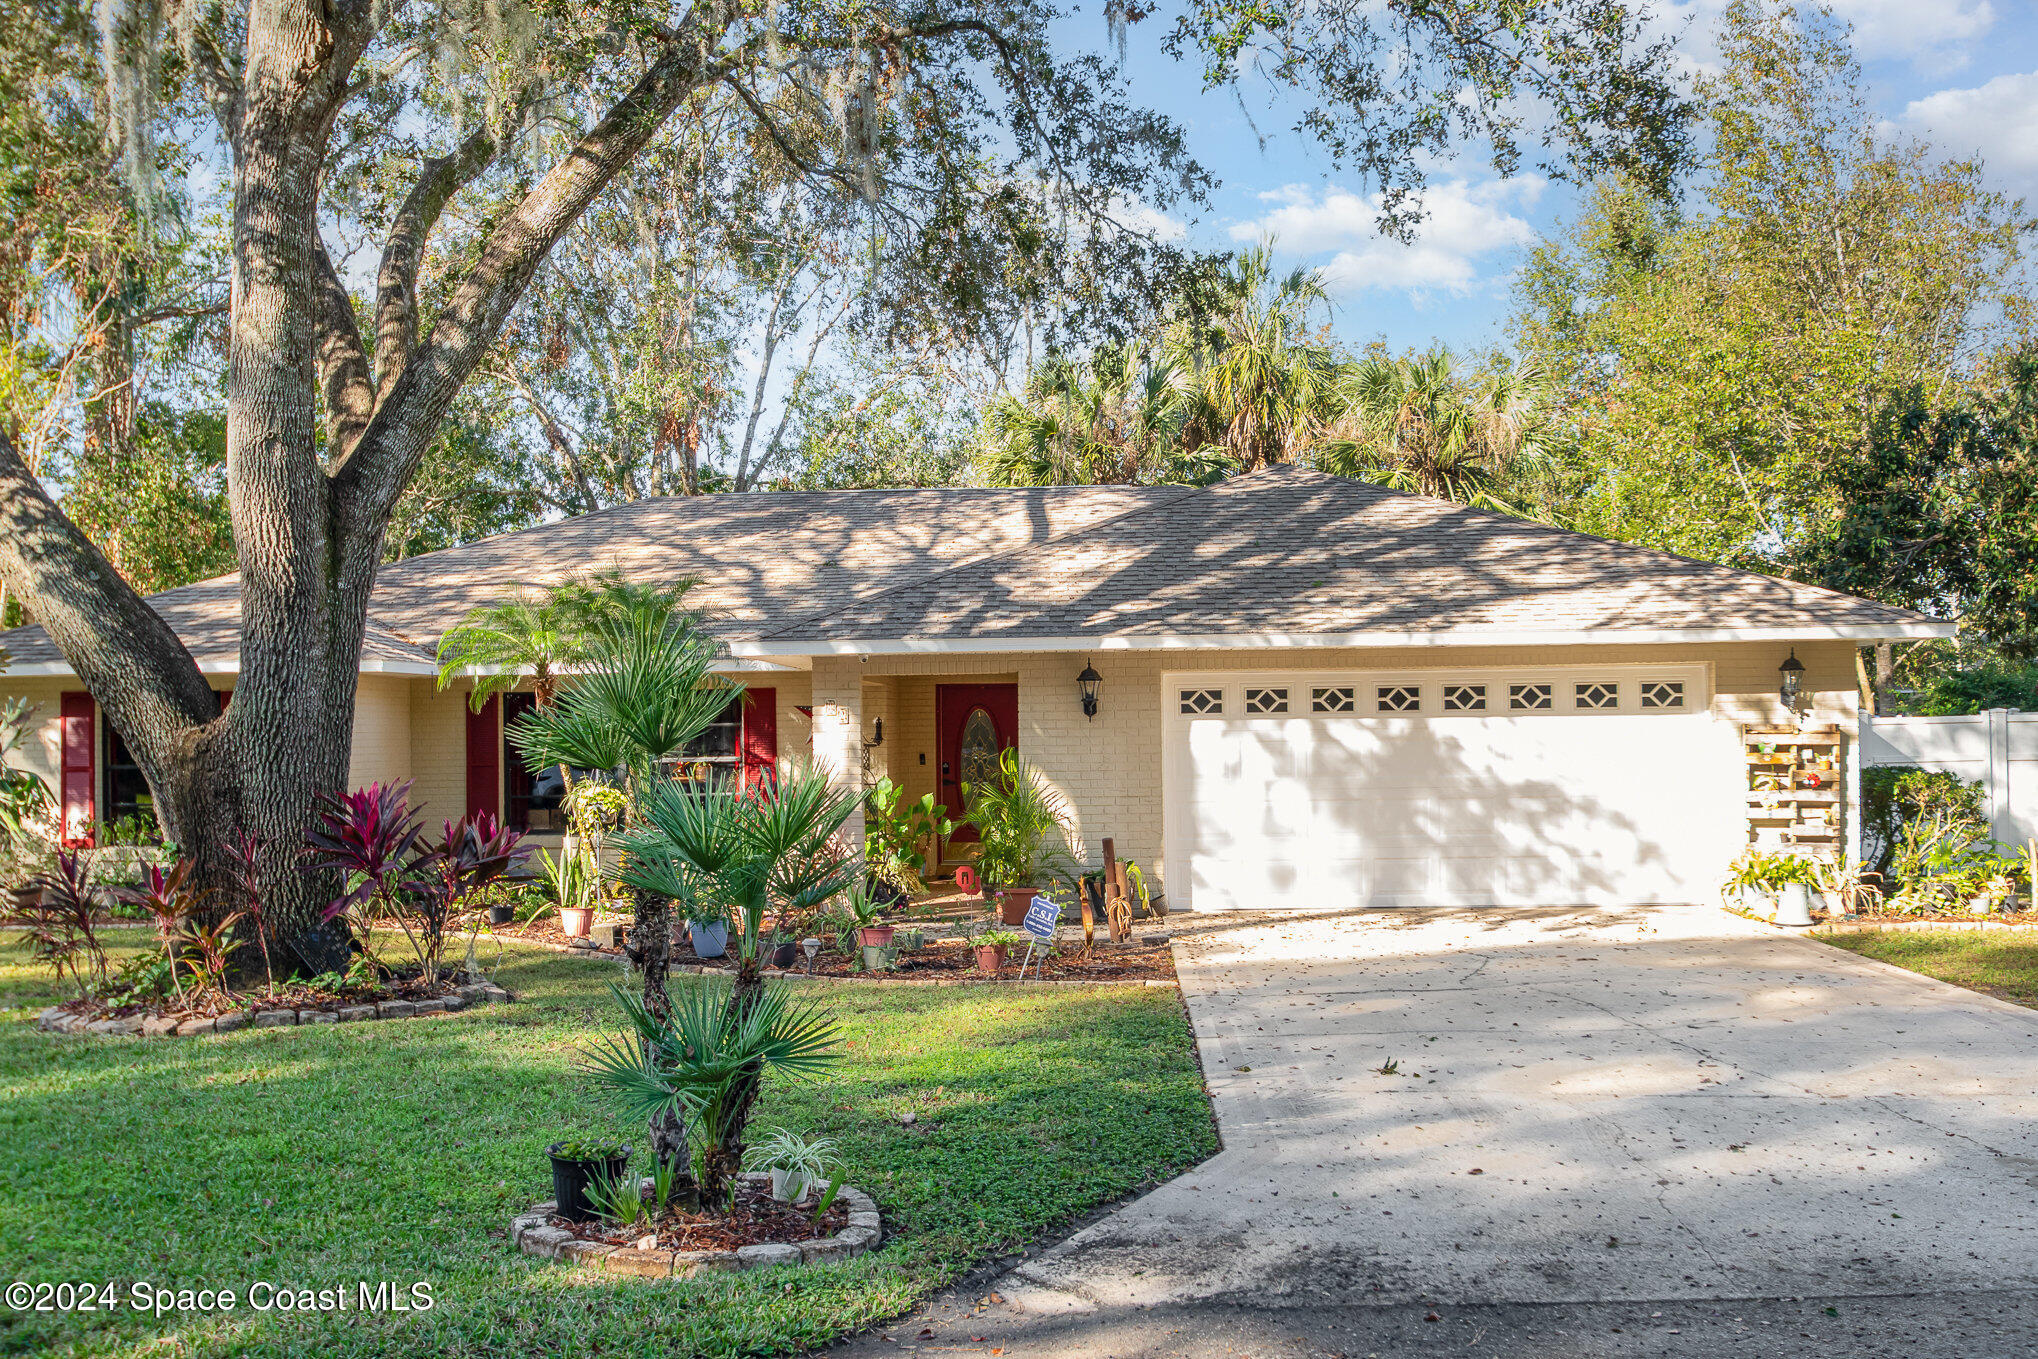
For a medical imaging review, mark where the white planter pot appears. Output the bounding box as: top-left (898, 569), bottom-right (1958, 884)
top-left (1773, 883), bottom-right (1815, 927)
top-left (769, 1168), bottom-right (811, 1202)
top-left (1730, 887), bottom-right (1779, 918)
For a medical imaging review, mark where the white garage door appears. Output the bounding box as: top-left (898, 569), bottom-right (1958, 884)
top-left (1163, 667), bottom-right (1743, 911)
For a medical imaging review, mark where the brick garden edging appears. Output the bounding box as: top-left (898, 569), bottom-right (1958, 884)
top-left (36, 982), bottom-right (512, 1036)
top-left (511, 1173), bottom-right (881, 1277)
top-left (1812, 919), bottom-right (2038, 937)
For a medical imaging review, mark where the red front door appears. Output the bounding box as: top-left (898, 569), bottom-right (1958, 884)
top-left (936, 683), bottom-right (1018, 853)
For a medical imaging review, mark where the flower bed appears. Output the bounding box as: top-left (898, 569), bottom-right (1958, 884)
top-left (512, 1173), bottom-right (881, 1277)
top-left (37, 979), bottom-right (511, 1035)
top-left (692, 935), bottom-right (1177, 983)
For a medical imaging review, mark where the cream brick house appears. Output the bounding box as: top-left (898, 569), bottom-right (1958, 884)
top-left (0, 466), bottom-right (1951, 909)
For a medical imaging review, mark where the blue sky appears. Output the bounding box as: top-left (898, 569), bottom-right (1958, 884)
top-left (1077, 0), bottom-right (2038, 357)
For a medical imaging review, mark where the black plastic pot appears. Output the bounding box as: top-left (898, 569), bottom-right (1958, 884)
top-left (547, 1143), bottom-right (631, 1224)
top-left (769, 941), bottom-right (798, 969)
top-left (488, 904), bottom-right (515, 925)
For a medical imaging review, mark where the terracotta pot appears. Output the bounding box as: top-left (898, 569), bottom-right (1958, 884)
top-left (856, 924), bottom-right (896, 948)
top-left (997, 887), bottom-right (1037, 927)
top-left (974, 944), bottom-right (1008, 974)
top-left (560, 906), bottom-right (594, 938)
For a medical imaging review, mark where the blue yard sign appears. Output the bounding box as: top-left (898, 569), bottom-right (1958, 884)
top-left (1022, 895), bottom-right (1060, 940)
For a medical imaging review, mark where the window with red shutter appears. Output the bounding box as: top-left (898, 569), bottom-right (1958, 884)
top-left (741, 688), bottom-right (777, 795)
top-left (465, 695), bottom-right (501, 820)
top-left (59, 692), bottom-right (95, 848)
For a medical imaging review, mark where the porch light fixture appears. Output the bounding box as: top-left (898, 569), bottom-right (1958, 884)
top-left (1778, 650), bottom-right (1805, 707)
top-left (1077, 661), bottom-right (1103, 720)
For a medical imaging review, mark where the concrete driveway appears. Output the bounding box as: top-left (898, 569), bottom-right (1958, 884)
top-left (838, 904), bottom-right (2038, 1357)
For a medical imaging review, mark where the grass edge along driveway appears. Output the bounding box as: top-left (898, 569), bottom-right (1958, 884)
top-left (0, 943), bottom-right (1216, 1359)
top-left (1822, 927), bottom-right (2038, 1011)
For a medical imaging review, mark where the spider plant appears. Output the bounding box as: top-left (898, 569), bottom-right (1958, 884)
top-left (581, 978), bottom-right (840, 1208)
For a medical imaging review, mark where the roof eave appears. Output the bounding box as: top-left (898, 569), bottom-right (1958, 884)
top-left (731, 620), bottom-right (1957, 658)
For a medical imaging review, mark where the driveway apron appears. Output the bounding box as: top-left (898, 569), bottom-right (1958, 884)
top-left (999, 903), bottom-right (2038, 1315)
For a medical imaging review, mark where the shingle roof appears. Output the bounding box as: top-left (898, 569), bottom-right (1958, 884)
top-left (0, 483), bottom-right (1189, 669)
top-left (754, 465), bottom-right (1944, 646)
top-left (0, 467), bottom-right (1944, 673)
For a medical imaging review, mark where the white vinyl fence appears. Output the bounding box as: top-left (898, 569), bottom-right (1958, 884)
top-left (1861, 708), bottom-right (2038, 848)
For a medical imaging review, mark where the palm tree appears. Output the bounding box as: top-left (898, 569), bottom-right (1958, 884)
top-left (977, 345), bottom-right (1210, 485)
top-left (607, 765), bottom-right (860, 1190)
top-left (1318, 350), bottom-right (1561, 512)
top-left (434, 589), bottom-right (589, 712)
top-left (1171, 242), bottom-right (1340, 472)
top-left (508, 599), bottom-right (739, 1018)
top-left (584, 977), bottom-right (841, 1204)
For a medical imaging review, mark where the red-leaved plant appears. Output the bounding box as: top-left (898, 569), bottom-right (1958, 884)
top-left (114, 859), bottom-right (214, 1004)
top-left (222, 831), bottom-right (276, 996)
top-left (8, 851), bottom-right (109, 998)
top-left (301, 782), bottom-right (527, 980)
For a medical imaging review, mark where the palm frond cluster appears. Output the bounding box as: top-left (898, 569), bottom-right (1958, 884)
top-left (976, 242), bottom-right (1569, 515)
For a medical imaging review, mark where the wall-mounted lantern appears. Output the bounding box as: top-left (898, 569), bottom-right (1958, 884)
top-left (1077, 661), bottom-right (1103, 720)
top-left (1778, 650), bottom-right (1805, 707)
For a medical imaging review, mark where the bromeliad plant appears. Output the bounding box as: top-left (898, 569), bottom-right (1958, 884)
top-left (583, 979), bottom-right (841, 1207)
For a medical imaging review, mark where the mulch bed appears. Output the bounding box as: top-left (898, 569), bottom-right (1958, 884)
top-left (693, 936), bottom-right (1178, 983)
top-left (486, 916), bottom-right (627, 954)
top-left (48, 968), bottom-right (479, 1025)
top-left (565, 1183), bottom-right (849, 1252)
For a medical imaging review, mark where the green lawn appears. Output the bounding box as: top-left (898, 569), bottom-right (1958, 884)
top-left (1823, 929), bottom-right (2038, 1008)
top-left (0, 942), bottom-right (1215, 1359)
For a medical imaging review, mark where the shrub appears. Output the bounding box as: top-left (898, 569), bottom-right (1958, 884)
top-left (1862, 767), bottom-right (1986, 881)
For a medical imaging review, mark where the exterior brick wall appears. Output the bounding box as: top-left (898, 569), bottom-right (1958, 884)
top-left (0, 639), bottom-right (1861, 876)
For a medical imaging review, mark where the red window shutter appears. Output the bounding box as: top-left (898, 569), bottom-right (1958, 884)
top-left (59, 691), bottom-right (96, 848)
top-left (465, 695), bottom-right (501, 820)
top-left (742, 688), bottom-right (778, 795)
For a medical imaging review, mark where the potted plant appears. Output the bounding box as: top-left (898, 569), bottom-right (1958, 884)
top-left (765, 931), bottom-right (799, 969)
top-left (974, 929), bottom-right (1023, 973)
top-left (1811, 855), bottom-right (1882, 918)
top-left (547, 1137), bottom-right (630, 1224)
top-left (963, 750), bottom-right (1078, 926)
top-left (539, 845), bottom-right (595, 936)
top-left (743, 1127), bottom-right (842, 1203)
top-left (844, 886), bottom-right (894, 949)
top-left (687, 906), bottom-right (730, 959)
top-left (864, 777), bottom-right (954, 902)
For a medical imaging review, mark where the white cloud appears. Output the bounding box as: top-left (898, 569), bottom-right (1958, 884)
top-left (1228, 178), bottom-right (1543, 298)
top-left (1652, 0), bottom-right (1994, 79)
top-left (1894, 70), bottom-right (2038, 196)
top-left (1108, 194), bottom-right (1188, 243)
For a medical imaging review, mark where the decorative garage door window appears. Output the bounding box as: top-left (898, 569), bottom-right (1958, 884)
top-left (1166, 666), bottom-right (1707, 722)
top-left (1641, 680), bottom-right (1686, 709)
top-left (1575, 681), bottom-right (1620, 710)
top-left (1244, 687), bottom-right (1289, 714)
top-left (1442, 683), bottom-right (1487, 712)
top-left (1312, 686), bottom-right (1356, 713)
top-left (1377, 684), bottom-right (1422, 713)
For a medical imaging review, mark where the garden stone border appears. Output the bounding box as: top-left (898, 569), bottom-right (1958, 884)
top-left (1814, 918), bottom-right (2038, 936)
top-left (36, 982), bottom-right (512, 1036)
top-left (511, 1173), bottom-right (881, 1277)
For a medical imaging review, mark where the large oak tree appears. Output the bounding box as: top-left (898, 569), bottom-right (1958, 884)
top-left (0, 0), bottom-right (1686, 969)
